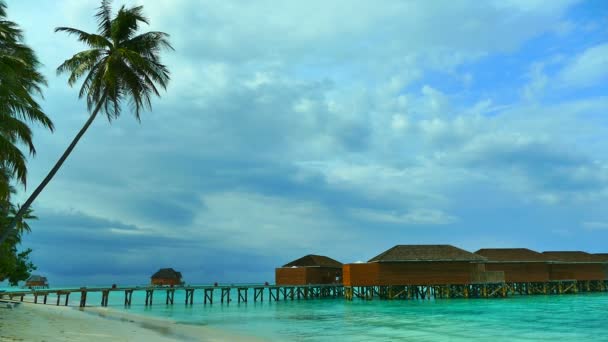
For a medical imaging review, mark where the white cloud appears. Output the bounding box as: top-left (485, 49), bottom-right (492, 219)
top-left (189, 192), bottom-right (356, 252)
top-left (522, 62), bottom-right (548, 101)
top-left (559, 43), bottom-right (608, 87)
top-left (8, 0), bottom-right (608, 283)
top-left (352, 208), bottom-right (457, 225)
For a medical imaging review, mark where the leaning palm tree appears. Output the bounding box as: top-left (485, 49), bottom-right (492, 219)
top-left (0, 0), bottom-right (54, 192)
top-left (0, 0), bottom-right (172, 245)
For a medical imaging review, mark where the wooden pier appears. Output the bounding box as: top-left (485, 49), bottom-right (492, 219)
top-left (344, 280), bottom-right (608, 300)
top-left (0, 284), bottom-right (345, 308)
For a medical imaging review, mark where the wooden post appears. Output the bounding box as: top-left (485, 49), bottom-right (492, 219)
top-left (238, 288), bottom-right (248, 303)
top-left (166, 289), bottom-right (174, 305)
top-left (268, 287), bottom-right (274, 301)
top-left (64, 292), bottom-right (70, 306)
top-left (101, 290), bottom-right (109, 307)
top-left (43, 293), bottom-right (48, 304)
top-left (221, 287), bottom-right (231, 304)
top-left (254, 287), bottom-right (263, 302)
top-left (80, 291), bottom-right (87, 307)
top-left (145, 289), bottom-right (154, 306)
top-left (185, 289), bottom-right (194, 305)
top-left (125, 290), bottom-right (133, 306)
top-left (204, 288), bottom-right (213, 304)
top-left (56, 293), bottom-right (61, 306)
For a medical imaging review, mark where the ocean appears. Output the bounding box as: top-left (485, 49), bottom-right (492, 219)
top-left (3, 286), bottom-right (608, 341)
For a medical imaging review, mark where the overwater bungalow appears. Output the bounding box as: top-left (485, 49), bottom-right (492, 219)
top-left (25, 275), bottom-right (49, 289)
top-left (275, 254), bottom-right (343, 285)
top-left (542, 251), bottom-right (606, 281)
top-left (343, 245), bottom-right (501, 287)
top-left (151, 268), bottom-right (183, 286)
top-left (475, 248), bottom-right (550, 283)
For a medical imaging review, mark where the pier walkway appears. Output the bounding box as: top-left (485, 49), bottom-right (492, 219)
top-left (0, 284), bottom-right (344, 308)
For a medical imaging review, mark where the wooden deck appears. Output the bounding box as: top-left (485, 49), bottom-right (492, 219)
top-left (0, 284), bottom-right (345, 308)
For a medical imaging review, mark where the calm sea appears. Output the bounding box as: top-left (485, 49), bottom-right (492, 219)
top-left (3, 286), bottom-right (608, 341)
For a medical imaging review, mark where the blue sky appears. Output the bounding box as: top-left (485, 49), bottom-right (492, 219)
top-left (4, 0), bottom-right (608, 285)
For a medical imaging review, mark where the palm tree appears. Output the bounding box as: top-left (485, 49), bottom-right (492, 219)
top-left (0, 0), bottom-right (54, 192)
top-left (0, 0), bottom-right (172, 245)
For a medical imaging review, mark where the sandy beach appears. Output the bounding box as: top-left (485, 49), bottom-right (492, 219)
top-left (0, 300), bottom-right (263, 342)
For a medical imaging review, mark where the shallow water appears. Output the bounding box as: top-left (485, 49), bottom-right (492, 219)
top-left (3, 286), bottom-right (608, 341)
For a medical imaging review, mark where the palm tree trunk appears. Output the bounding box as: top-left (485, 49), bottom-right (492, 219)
top-left (0, 99), bottom-right (106, 245)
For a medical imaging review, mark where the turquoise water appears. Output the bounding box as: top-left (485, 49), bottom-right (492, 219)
top-left (3, 287), bottom-right (608, 341)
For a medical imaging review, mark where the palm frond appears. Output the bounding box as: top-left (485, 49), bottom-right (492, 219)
top-left (55, 27), bottom-right (112, 49)
top-left (57, 48), bottom-right (104, 86)
top-left (111, 5), bottom-right (148, 43)
top-left (57, 1), bottom-right (171, 123)
top-left (0, 0), bottom-right (53, 188)
top-left (95, 0), bottom-right (112, 37)
top-left (124, 31), bottom-right (174, 59)
top-left (0, 114), bottom-right (36, 154)
top-left (0, 136), bottom-right (27, 186)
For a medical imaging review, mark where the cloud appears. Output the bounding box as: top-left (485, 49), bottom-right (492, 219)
top-left (559, 43), bottom-right (608, 88)
top-left (6, 0), bottom-right (608, 285)
top-left (352, 208), bottom-right (457, 225)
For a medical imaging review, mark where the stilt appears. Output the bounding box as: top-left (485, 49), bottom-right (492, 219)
top-left (145, 289), bottom-right (154, 306)
top-left (237, 288), bottom-right (248, 303)
top-left (80, 291), bottom-right (87, 307)
top-left (204, 288), bottom-right (213, 304)
top-left (101, 290), bottom-right (109, 307)
top-left (125, 290), bottom-right (133, 306)
top-left (166, 289), bottom-right (175, 305)
top-left (221, 287), bottom-right (231, 304)
top-left (254, 287), bottom-right (264, 302)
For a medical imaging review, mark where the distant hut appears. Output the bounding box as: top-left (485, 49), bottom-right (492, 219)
top-left (343, 245), bottom-right (500, 287)
top-left (475, 248), bottom-right (550, 283)
top-left (275, 254), bottom-right (343, 285)
top-left (542, 251), bottom-right (606, 281)
top-left (25, 275), bottom-right (48, 289)
top-left (151, 268), bottom-right (183, 286)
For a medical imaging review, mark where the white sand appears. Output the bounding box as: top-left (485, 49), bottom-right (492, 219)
top-left (0, 300), bottom-right (264, 341)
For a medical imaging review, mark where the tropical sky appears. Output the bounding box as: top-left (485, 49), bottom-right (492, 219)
top-left (4, 0), bottom-right (608, 285)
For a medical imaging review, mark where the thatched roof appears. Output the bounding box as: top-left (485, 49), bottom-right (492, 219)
top-left (542, 251), bottom-right (606, 263)
top-left (151, 268), bottom-right (182, 279)
top-left (282, 255), bottom-right (342, 268)
top-left (26, 275), bottom-right (48, 283)
top-left (475, 248), bottom-right (547, 262)
top-left (369, 245), bottom-right (486, 262)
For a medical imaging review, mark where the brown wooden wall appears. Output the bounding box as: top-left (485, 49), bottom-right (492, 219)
top-left (275, 267), bottom-right (343, 285)
top-left (549, 263), bottom-right (605, 281)
top-left (484, 262), bottom-right (549, 283)
top-left (343, 263), bottom-right (381, 286)
top-left (151, 278), bottom-right (181, 286)
top-left (344, 262), bottom-right (489, 286)
top-left (25, 281), bottom-right (47, 287)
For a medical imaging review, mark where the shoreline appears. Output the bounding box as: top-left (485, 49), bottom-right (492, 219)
top-left (0, 300), bottom-right (265, 341)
